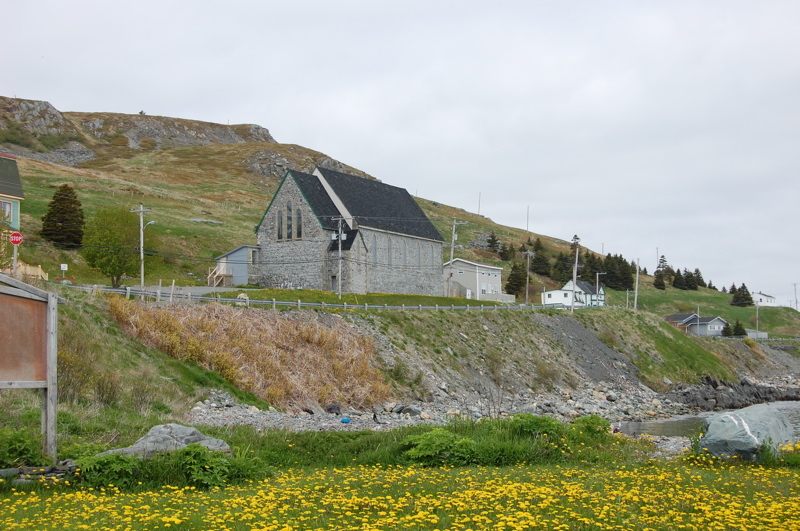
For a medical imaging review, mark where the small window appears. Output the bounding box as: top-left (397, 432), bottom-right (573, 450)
top-left (547, 293), bottom-right (552, 298)
top-left (277, 211), bottom-right (283, 239)
top-left (286, 202), bottom-right (293, 240)
top-left (296, 209), bottom-right (302, 239)
top-left (457, 270), bottom-right (464, 275)
top-left (0, 200), bottom-right (10, 220)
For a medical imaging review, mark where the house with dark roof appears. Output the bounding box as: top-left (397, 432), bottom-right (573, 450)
top-left (664, 313), bottom-right (728, 336)
top-left (0, 153), bottom-right (24, 230)
top-left (541, 279), bottom-right (606, 308)
top-left (251, 167), bottom-right (445, 295)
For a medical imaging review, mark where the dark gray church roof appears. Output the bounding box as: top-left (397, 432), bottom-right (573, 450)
top-left (0, 154), bottom-right (24, 199)
top-left (288, 168), bottom-right (444, 241)
top-left (315, 168), bottom-right (444, 241)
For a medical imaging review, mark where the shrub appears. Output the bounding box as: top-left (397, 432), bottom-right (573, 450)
top-left (77, 452), bottom-right (139, 489)
top-left (0, 427), bottom-right (47, 468)
top-left (506, 413), bottom-right (567, 440)
top-left (402, 428), bottom-right (476, 466)
top-left (569, 414), bottom-right (612, 442)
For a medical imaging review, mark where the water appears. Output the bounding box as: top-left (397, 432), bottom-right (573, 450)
top-left (615, 401), bottom-right (800, 438)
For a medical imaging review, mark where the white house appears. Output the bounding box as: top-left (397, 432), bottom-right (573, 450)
top-left (542, 280), bottom-right (605, 308)
top-left (443, 258), bottom-right (514, 302)
top-left (752, 292), bottom-right (778, 307)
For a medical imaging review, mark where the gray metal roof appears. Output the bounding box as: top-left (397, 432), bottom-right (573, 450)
top-left (0, 155), bottom-right (24, 199)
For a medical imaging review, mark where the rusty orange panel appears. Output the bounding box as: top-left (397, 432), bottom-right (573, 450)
top-left (0, 292), bottom-right (47, 382)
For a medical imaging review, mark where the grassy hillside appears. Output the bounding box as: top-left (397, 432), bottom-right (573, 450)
top-left (3, 102), bottom-right (798, 337)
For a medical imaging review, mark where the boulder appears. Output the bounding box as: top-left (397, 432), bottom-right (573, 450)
top-left (97, 424), bottom-right (230, 459)
top-left (699, 404), bottom-right (794, 461)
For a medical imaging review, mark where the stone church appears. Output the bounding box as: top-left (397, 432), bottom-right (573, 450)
top-left (251, 167), bottom-right (445, 295)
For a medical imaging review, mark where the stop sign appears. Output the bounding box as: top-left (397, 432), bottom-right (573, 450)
top-left (9, 232), bottom-right (22, 245)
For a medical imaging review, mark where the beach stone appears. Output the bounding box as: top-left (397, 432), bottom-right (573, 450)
top-left (97, 424), bottom-right (230, 458)
top-left (699, 404), bottom-right (794, 461)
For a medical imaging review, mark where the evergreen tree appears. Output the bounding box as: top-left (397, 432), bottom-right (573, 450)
top-left (531, 251), bottom-right (551, 276)
top-left (731, 283), bottom-right (754, 307)
top-left (729, 283), bottom-right (738, 296)
top-left (693, 268), bottom-right (706, 288)
top-left (499, 242), bottom-right (516, 261)
top-left (707, 280), bottom-right (716, 290)
top-left (653, 271), bottom-right (666, 290)
top-left (41, 184), bottom-right (85, 249)
top-left (504, 261), bottom-right (528, 297)
top-left (486, 231), bottom-right (501, 253)
top-left (532, 237), bottom-right (544, 253)
top-left (683, 268), bottom-right (698, 290)
top-left (721, 285), bottom-right (727, 293)
top-left (672, 269), bottom-right (687, 290)
top-left (550, 252), bottom-right (572, 283)
top-left (721, 321), bottom-right (733, 337)
top-left (733, 319), bottom-right (747, 336)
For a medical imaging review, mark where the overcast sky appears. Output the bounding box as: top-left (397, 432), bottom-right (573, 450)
top-left (3, 1), bottom-right (799, 307)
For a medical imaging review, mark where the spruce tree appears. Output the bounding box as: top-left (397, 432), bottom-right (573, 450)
top-left (672, 269), bottom-right (686, 290)
top-left (41, 184), bottom-right (85, 249)
top-left (531, 251), bottom-right (551, 276)
top-left (504, 261), bottom-right (528, 297)
top-left (733, 319), bottom-right (747, 336)
top-left (653, 271), bottom-right (666, 290)
top-left (693, 268), bottom-right (706, 288)
top-left (683, 268), bottom-right (698, 290)
top-left (486, 232), bottom-right (501, 253)
top-left (732, 283), bottom-right (755, 307)
top-left (721, 322), bottom-right (733, 337)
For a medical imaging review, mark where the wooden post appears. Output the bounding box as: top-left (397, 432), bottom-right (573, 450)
top-left (44, 292), bottom-right (57, 459)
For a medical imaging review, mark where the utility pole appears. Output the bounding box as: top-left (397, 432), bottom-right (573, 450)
top-left (524, 250), bottom-right (534, 305)
top-left (633, 258), bottom-right (640, 310)
top-left (570, 238), bottom-right (580, 313)
top-left (130, 203), bottom-right (153, 294)
top-left (595, 271), bottom-right (606, 307)
top-left (447, 218), bottom-right (467, 297)
top-left (794, 283), bottom-right (798, 311)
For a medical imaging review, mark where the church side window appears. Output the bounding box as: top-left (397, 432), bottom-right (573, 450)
top-left (286, 202), bottom-right (293, 240)
top-left (296, 209), bottom-right (302, 239)
top-left (277, 211), bottom-right (283, 240)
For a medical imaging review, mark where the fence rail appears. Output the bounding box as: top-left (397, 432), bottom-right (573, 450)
top-left (56, 283), bottom-right (567, 312)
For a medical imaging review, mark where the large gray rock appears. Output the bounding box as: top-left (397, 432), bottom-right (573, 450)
top-left (699, 404), bottom-right (794, 461)
top-left (98, 424), bottom-right (230, 459)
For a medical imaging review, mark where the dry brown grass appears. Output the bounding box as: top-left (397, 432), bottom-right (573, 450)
top-left (108, 297), bottom-right (392, 410)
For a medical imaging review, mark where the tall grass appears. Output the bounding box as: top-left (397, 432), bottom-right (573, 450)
top-left (108, 297), bottom-right (393, 410)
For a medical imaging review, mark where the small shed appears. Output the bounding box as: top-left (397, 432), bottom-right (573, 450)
top-left (209, 245), bottom-right (259, 287)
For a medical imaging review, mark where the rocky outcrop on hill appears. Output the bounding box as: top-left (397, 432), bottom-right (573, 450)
top-left (76, 113), bottom-right (276, 147)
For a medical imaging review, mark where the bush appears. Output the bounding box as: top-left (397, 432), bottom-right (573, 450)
top-left (506, 413), bottom-right (566, 440)
top-left (76, 443), bottom-right (273, 491)
top-left (402, 428), bottom-right (476, 466)
top-left (569, 414), bottom-right (612, 442)
top-left (0, 427), bottom-right (48, 468)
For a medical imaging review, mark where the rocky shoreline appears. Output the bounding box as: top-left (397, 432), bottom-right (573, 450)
top-left (187, 375), bottom-right (800, 436)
